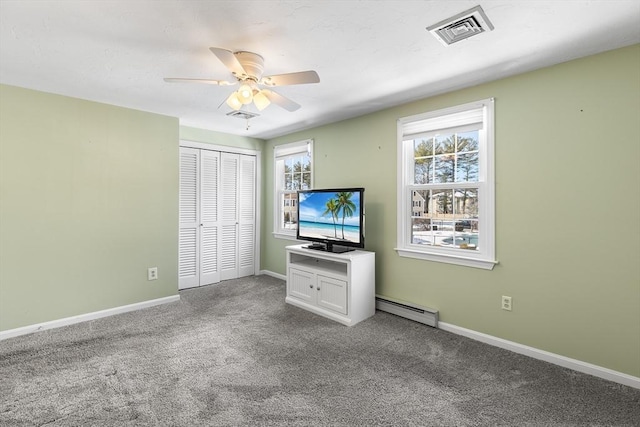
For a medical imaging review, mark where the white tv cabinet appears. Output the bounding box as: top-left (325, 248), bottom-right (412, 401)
top-left (285, 244), bottom-right (375, 326)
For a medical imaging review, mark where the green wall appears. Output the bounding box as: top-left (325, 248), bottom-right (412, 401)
top-left (179, 125), bottom-right (263, 151)
top-left (262, 44), bottom-right (640, 377)
top-left (1, 45), bottom-right (637, 379)
top-left (0, 85), bottom-right (180, 330)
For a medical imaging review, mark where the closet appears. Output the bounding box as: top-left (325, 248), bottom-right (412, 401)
top-left (178, 145), bottom-right (257, 290)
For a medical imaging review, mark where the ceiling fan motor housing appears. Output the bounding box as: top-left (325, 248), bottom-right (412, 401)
top-left (234, 51), bottom-right (265, 80)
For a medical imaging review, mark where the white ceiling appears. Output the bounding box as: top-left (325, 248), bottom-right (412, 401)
top-left (1, 1), bottom-right (638, 140)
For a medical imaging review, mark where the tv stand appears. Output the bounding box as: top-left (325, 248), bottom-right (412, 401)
top-left (305, 243), bottom-right (354, 253)
top-left (286, 244), bottom-right (375, 326)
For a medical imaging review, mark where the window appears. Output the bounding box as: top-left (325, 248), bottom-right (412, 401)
top-left (273, 139), bottom-right (313, 238)
top-left (396, 98), bottom-right (496, 269)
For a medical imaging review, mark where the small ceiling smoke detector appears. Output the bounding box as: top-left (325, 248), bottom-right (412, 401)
top-left (427, 5), bottom-right (494, 46)
top-left (226, 110), bottom-right (259, 120)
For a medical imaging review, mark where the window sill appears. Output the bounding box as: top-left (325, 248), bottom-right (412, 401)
top-left (395, 247), bottom-right (498, 270)
top-left (272, 232), bottom-right (301, 241)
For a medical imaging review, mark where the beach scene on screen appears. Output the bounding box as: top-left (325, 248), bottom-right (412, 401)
top-left (298, 191), bottom-right (361, 243)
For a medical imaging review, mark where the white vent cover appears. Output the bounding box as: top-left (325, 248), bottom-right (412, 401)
top-left (427, 5), bottom-right (494, 46)
top-left (226, 110), bottom-right (259, 120)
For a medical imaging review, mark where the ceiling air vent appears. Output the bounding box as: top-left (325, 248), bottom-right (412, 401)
top-left (226, 110), bottom-right (259, 120)
top-left (427, 5), bottom-right (494, 46)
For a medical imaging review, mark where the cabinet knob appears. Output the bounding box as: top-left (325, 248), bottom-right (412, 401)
top-left (317, 287), bottom-right (321, 291)
top-left (309, 284), bottom-right (313, 288)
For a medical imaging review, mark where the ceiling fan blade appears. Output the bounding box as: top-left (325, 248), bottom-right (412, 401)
top-left (209, 47), bottom-right (246, 76)
top-left (163, 78), bottom-right (236, 86)
top-left (261, 89), bottom-right (301, 112)
top-left (260, 70), bottom-right (320, 86)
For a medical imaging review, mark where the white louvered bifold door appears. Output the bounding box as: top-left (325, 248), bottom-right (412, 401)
top-left (178, 148), bottom-right (200, 289)
top-left (238, 155), bottom-right (256, 278)
top-left (220, 153), bottom-right (239, 281)
top-left (199, 150), bottom-right (221, 286)
top-left (179, 147), bottom-right (256, 288)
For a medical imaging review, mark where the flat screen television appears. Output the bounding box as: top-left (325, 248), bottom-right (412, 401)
top-left (296, 188), bottom-right (365, 253)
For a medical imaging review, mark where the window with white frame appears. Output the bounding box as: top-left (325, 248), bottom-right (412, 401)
top-left (396, 98), bottom-right (496, 270)
top-left (273, 139), bottom-right (313, 238)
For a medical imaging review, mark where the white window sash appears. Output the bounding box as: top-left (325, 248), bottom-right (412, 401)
top-left (273, 139), bottom-right (313, 239)
top-left (396, 98), bottom-right (496, 270)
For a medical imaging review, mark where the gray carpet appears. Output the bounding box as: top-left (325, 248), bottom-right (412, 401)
top-left (1, 275), bottom-right (639, 426)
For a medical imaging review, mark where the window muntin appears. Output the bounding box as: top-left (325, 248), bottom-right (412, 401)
top-left (274, 140), bottom-right (313, 237)
top-left (397, 99), bottom-right (496, 269)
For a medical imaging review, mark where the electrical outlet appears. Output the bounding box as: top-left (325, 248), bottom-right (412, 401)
top-left (501, 295), bottom-right (512, 311)
top-left (148, 267), bottom-right (158, 281)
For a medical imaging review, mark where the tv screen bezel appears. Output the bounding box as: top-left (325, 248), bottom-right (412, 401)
top-left (296, 187), bottom-right (365, 253)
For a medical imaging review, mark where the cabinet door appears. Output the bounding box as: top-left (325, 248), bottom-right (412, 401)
top-left (238, 155), bottom-right (256, 278)
top-left (220, 153), bottom-right (239, 281)
top-left (178, 148), bottom-right (200, 289)
top-left (220, 153), bottom-right (256, 280)
top-left (288, 267), bottom-right (315, 304)
top-left (317, 275), bottom-right (348, 315)
top-left (200, 150), bottom-right (220, 286)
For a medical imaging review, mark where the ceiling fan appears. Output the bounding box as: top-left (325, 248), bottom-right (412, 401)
top-left (164, 47), bottom-right (320, 112)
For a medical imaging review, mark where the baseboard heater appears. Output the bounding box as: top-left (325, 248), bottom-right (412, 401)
top-left (375, 295), bottom-right (439, 328)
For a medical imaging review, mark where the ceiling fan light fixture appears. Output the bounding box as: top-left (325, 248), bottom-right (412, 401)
top-left (237, 83), bottom-right (253, 104)
top-left (253, 90), bottom-right (271, 111)
top-left (226, 92), bottom-right (243, 110)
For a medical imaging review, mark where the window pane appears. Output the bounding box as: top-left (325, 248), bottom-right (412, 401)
top-left (434, 135), bottom-right (455, 155)
top-left (450, 188), bottom-right (479, 250)
top-left (411, 190), bottom-right (430, 217)
top-left (414, 138), bottom-right (433, 156)
top-left (411, 190), bottom-right (433, 245)
top-left (414, 157), bottom-right (433, 184)
top-left (434, 189), bottom-right (453, 216)
top-left (412, 217), bottom-right (436, 246)
top-left (302, 172), bottom-right (311, 190)
top-left (414, 138), bottom-right (434, 184)
top-left (293, 158), bottom-right (302, 173)
top-left (292, 173), bottom-right (301, 190)
top-left (457, 131), bottom-right (479, 153)
top-left (282, 193), bottom-right (298, 230)
top-left (456, 152), bottom-right (479, 182)
top-left (455, 188), bottom-right (478, 217)
top-left (434, 155), bottom-right (455, 183)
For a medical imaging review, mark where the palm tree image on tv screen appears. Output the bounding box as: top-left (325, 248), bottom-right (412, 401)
top-left (298, 190), bottom-right (363, 251)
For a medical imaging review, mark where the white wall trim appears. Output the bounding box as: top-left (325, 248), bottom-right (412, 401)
top-left (0, 295), bottom-right (180, 341)
top-left (439, 321), bottom-right (640, 390)
top-left (179, 140), bottom-right (259, 156)
top-left (259, 270), bottom-right (286, 281)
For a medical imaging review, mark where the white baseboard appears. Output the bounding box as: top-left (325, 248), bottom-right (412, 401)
top-left (259, 269), bottom-right (286, 281)
top-left (438, 322), bottom-right (640, 390)
top-left (0, 295), bottom-right (181, 341)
